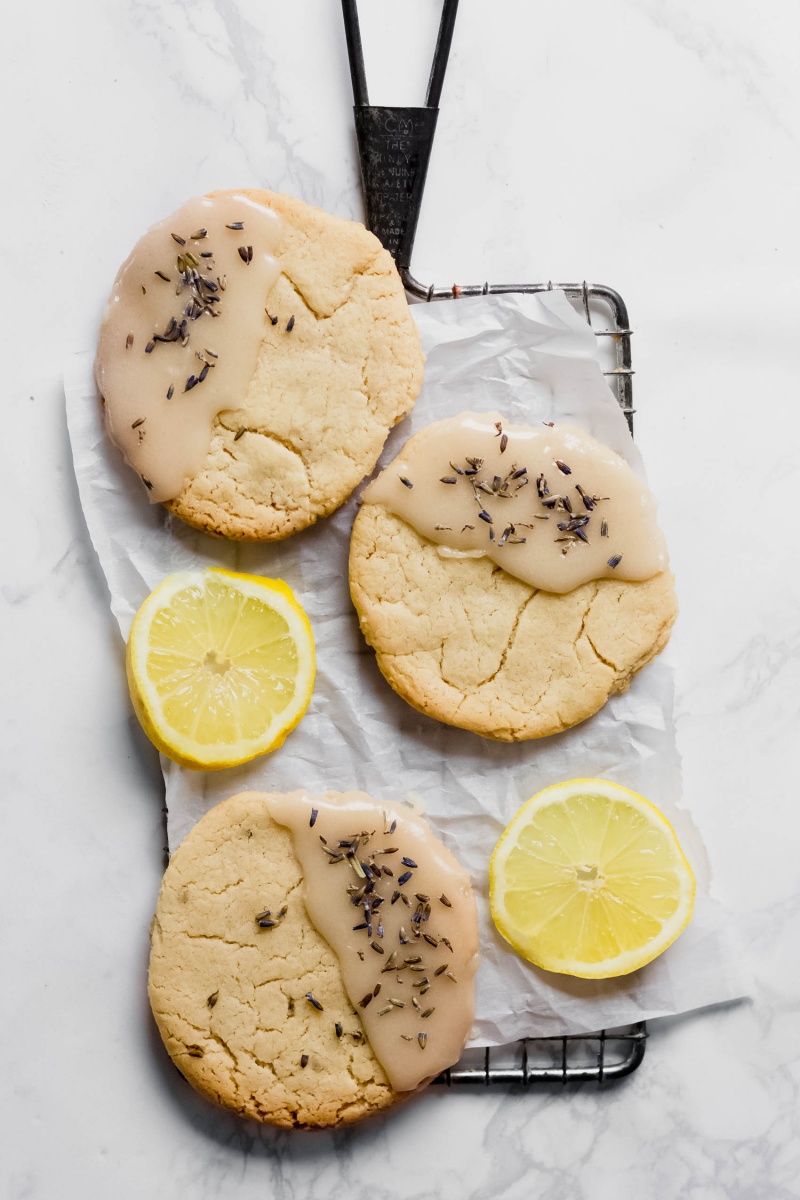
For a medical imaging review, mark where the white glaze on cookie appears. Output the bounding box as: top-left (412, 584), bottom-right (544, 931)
top-left (96, 193), bottom-right (282, 501)
top-left (267, 791), bottom-right (479, 1093)
top-left (363, 412), bottom-right (668, 594)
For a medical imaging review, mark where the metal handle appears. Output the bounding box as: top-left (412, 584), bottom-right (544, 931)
top-left (341, 0), bottom-right (459, 269)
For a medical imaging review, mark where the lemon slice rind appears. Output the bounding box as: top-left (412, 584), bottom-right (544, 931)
top-left (490, 778), bottom-right (696, 979)
top-left (126, 568), bottom-right (315, 770)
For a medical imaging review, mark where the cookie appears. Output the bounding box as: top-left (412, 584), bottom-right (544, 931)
top-left (148, 790), bottom-right (478, 1127)
top-left (349, 414), bottom-right (678, 741)
top-left (96, 190), bottom-right (423, 540)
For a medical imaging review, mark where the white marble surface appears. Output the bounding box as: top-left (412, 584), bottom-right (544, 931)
top-left (3, 1), bottom-right (800, 1196)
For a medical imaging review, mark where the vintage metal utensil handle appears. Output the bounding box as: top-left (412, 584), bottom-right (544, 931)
top-left (341, 0), bottom-right (458, 270)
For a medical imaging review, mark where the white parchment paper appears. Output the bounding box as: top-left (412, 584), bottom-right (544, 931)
top-left (65, 290), bottom-right (748, 1044)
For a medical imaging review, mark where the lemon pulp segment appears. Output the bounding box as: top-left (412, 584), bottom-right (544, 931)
top-left (127, 569), bottom-right (315, 769)
top-left (490, 779), bottom-right (695, 978)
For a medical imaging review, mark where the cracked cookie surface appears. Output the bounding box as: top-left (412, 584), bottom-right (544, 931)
top-left (148, 791), bottom-right (403, 1127)
top-left (165, 189), bottom-right (424, 540)
top-left (349, 504), bottom-right (678, 741)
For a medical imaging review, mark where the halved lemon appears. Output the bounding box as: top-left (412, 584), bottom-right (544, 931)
top-left (126, 568), bottom-right (315, 769)
top-left (490, 779), bottom-right (695, 978)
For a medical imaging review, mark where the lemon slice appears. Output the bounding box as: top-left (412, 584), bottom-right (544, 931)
top-left (126, 568), bottom-right (315, 770)
top-left (490, 779), bottom-right (695, 978)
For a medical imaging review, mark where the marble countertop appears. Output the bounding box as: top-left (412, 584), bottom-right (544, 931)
top-left (4, 1), bottom-right (799, 1196)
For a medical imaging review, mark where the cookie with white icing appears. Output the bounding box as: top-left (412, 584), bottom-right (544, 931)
top-left (96, 190), bottom-right (423, 540)
top-left (149, 790), bottom-right (478, 1128)
top-left (348, 413), bottom-right (678, 741)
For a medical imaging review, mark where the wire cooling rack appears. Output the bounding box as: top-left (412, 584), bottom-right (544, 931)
top-left (437, 1026), bottom-right (647, 1086)
top-left (343, 0), bottom-right (646, 1085)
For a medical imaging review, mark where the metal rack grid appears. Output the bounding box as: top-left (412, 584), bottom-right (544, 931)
top-left (343, 0), bottom-right (647, 1086)
top-left (436, 1026), bottom-right (648, 1086)
top-left (402, 275), bottom-right (635, 434)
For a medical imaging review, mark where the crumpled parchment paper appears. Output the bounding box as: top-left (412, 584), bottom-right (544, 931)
top-left (65, 289), bottom-right (748, 1043)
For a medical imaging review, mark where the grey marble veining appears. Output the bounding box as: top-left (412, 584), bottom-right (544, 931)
top-left (3, 1), bottom-right (800, 1197)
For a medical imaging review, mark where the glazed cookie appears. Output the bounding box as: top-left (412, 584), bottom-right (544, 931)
top-left (96, 189), bottom-right (423, 540)
top-left (149, 790), bottom-right (478, 1128)
top-left (349, 413), bottom-right (678, 741)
